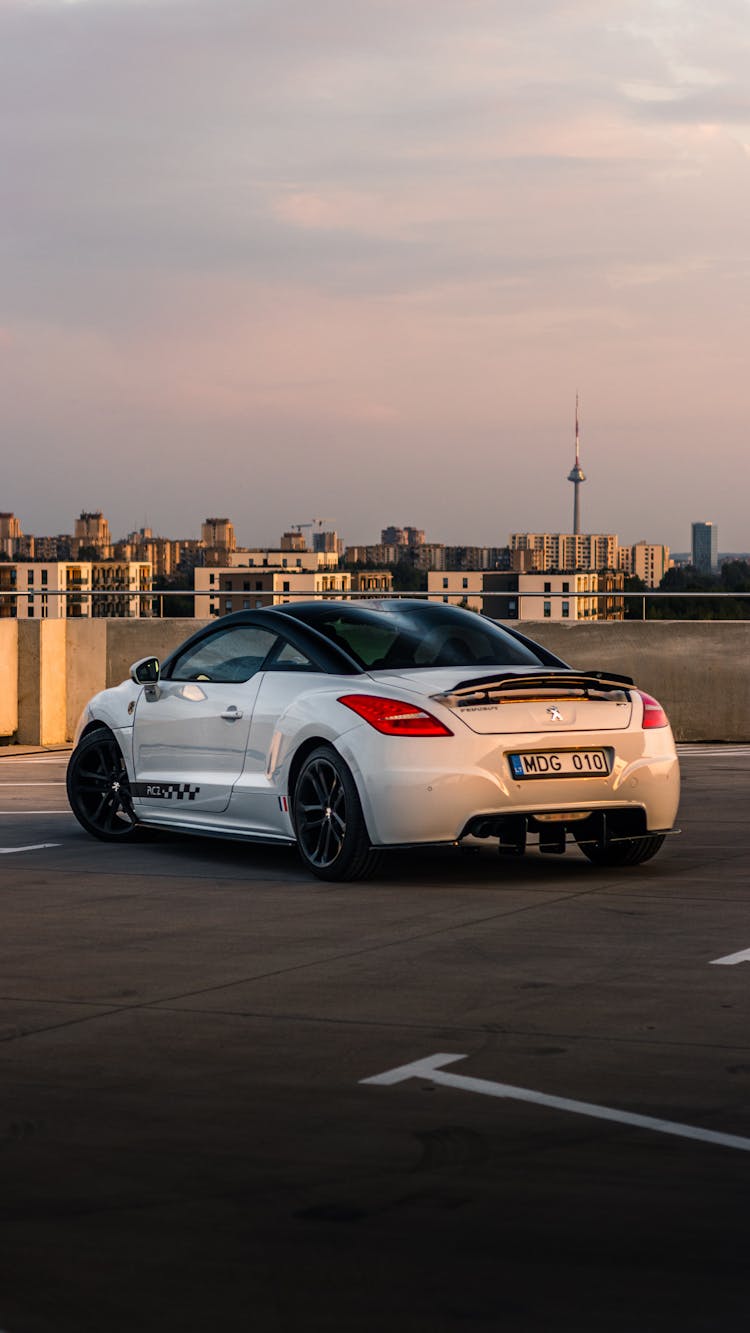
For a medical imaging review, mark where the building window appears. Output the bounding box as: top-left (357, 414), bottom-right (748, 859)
top-left (462, 577), bottom-right (468, 589)
top-left (544, 581), bottom-right (551, 593)
top-left (209, 573), bottom-right (215, 585)
top-left (562, 581), bottom-right (569, 593)
top-left (41, 570), bottom-right (48, 587)
top-left (442, 577), bottom-right (449, 589)
top-left (562, 601), bottom-right (570, 618)
top-left (283, 581), bottom-right (290, 593)
top-left (27, 570), bottom-right (34, 585)
top-left (543, 600), bottom-right (551, 618)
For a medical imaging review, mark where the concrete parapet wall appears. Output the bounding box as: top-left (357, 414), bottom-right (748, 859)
top-left (105, 619), bottom-right (211, 690)
top-left (0, 621), bottom-right (19, 739)
top-left (1, 618), bottom-right (748, 744)
top-left (514, 621), bottom-right (750, 742)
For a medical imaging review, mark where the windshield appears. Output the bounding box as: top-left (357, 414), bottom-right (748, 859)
top-left (280, 603), bottom-right (547, 671)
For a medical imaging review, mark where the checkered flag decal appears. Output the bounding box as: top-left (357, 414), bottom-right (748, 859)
top-left (176, 783), bottom-right (200, 801)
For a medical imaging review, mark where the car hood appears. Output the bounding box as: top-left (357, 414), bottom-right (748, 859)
top-left (364, 666), bottom-right (634, 735)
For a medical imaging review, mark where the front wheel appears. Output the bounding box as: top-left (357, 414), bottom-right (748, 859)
top-left (577, 833), bottom-right (666, 867)
top-left (67, 727), bottom-right (139, 842)
top-left (293, 746), bottom-right (380, 881)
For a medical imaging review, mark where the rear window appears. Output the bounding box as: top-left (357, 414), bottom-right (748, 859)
top-left (283, 604), bottom-right (546, 671)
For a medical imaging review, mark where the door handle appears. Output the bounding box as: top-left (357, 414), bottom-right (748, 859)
top-left (220, 706), bottom-right (243, 721)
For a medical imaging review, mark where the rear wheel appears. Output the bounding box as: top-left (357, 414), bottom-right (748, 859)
top-left (577, 834), bottom-right (666, 867)
top-left (293, 745), bottom-right (380, 881)
top-left (67, 727), bottom-right (139, 842)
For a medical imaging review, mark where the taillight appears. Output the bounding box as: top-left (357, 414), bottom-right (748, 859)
top-left (638, 691), bottom-right (668, 729)
top-left (338, 694), bottom-right (453, 736)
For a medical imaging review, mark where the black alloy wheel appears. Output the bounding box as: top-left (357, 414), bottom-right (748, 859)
top-left (577, 833), bottom-right (666, 866)
top-left (67, 727), bottom-right (139, 842)
top-left (293, 745), bottom-right (380, 881)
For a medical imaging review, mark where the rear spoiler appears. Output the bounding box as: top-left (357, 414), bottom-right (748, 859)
top-left (436, 669), bottom-right (635, 706)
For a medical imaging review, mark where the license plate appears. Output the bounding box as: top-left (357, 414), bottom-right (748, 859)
top-left (509, 749), bottom-right (611, 779)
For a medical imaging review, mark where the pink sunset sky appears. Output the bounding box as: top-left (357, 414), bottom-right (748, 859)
top-left (1, 0), bottom-right (748, 549)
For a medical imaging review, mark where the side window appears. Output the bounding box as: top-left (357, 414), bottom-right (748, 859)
top-left (170, 626), bottom-right (278, 683)
top-left (266, 639), bottom-right (318, 672)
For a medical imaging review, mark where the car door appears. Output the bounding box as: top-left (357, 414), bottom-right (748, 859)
top-left (132, 622), bottom-right (279, 816)
top-left (230, 636), bottom-right (331, 833)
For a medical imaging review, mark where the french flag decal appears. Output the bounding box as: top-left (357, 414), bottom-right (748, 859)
top-left (278, 795), bottom-right (289, 813)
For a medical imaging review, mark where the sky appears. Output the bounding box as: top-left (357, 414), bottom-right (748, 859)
top-left (1, 0), bottom-right (749, 550)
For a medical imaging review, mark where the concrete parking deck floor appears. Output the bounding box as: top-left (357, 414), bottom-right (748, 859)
top-left (1, 746), bottom-right (749, 1332)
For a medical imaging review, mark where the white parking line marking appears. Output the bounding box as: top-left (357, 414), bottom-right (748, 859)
top-left (710, 948), bottom-right (750, 966)
top-left (0, 756), bottom-right (69, 763)
top-left (361, 1053), bottom-right (750, 1154)
top-left (677, 746), bottom-right (750, 756)
top-left (0, 782), bottom-right (66, 786)
top-left (0, 843), bottom-right (62, 855)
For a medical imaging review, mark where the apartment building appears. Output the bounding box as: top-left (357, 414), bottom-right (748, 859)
top-left (381, 526), bottom-right (425, 547)
top-left (195, 567), bottom-right (352, 615)
top-left (344, 544), bottom-right (402, 566)
top-left (428, 570), bottom-right (625, 620)
top-left (201, 517), bottom-right (236, 551)
top-left (0, 513), bottom-right (23, 559)
top-left (510, 532), bottom-right (619, 572)
top-left (617, 542), bottom-right (671, 587)
top-left (73, 511), bottom-right (113, 559)
top-left (1, 562), bottom-right (152, 618)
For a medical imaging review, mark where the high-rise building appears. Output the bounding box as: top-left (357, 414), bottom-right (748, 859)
top-left (312, 529), bottom-right (339, 554)
top-left (617, 543), bottom-right (671, 587)
top-left (0, 513), bottom-right (23, 558)
top-left (73, 511), bottom-right (112, 558)
top-left (510, 532), bottom-right (618, 571)
top-left (201, 517), bottom-right (236, 551)
top-left (380, 526), bottom-right (425, 548)
top-left (691, 522), bottom-right (718, 574)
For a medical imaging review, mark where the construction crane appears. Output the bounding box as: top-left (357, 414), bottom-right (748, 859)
top-left (292, 518), bottom-right (334, 533)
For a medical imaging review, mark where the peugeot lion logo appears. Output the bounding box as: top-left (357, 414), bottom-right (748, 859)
top-left (547, 706), bottom-right (563, 722)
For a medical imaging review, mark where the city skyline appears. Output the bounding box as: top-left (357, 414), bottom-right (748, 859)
top-left (1, 0), bottom-right (748, 547)
top-left (0, 503), bottom-right (697, 558)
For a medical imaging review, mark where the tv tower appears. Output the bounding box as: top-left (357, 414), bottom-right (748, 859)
top-left (567, 393), bottom-right (586, 534)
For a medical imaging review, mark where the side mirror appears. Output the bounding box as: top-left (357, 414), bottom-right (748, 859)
top-left (130, 656), bottom-right (160, 685)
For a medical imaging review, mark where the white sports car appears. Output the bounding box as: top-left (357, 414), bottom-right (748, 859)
top-left (67, 600), bottom-right (680, 880)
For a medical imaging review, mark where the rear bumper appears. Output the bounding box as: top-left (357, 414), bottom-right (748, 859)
top-left (338, 725), bottom-right (680, 847)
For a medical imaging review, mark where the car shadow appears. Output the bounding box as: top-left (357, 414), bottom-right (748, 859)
top-left (125, 827), bottom-right (678, 889)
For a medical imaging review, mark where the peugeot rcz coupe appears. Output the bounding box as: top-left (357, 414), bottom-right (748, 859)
top-left (67, 600), bottom-right (680, 880)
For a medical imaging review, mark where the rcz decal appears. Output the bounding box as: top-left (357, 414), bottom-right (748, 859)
top-left (133, 782), bottom-right (201, 802)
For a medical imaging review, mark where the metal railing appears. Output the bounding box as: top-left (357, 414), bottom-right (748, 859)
top-left (2, 588), bottom-right (750, 619)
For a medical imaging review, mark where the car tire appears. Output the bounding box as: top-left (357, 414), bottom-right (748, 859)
top-left (293, 745), bottom-right (380, 881)
top-left (577, 833), bottom-right (666, 867)
top-left (67, 726), bottom-right (140, 842)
